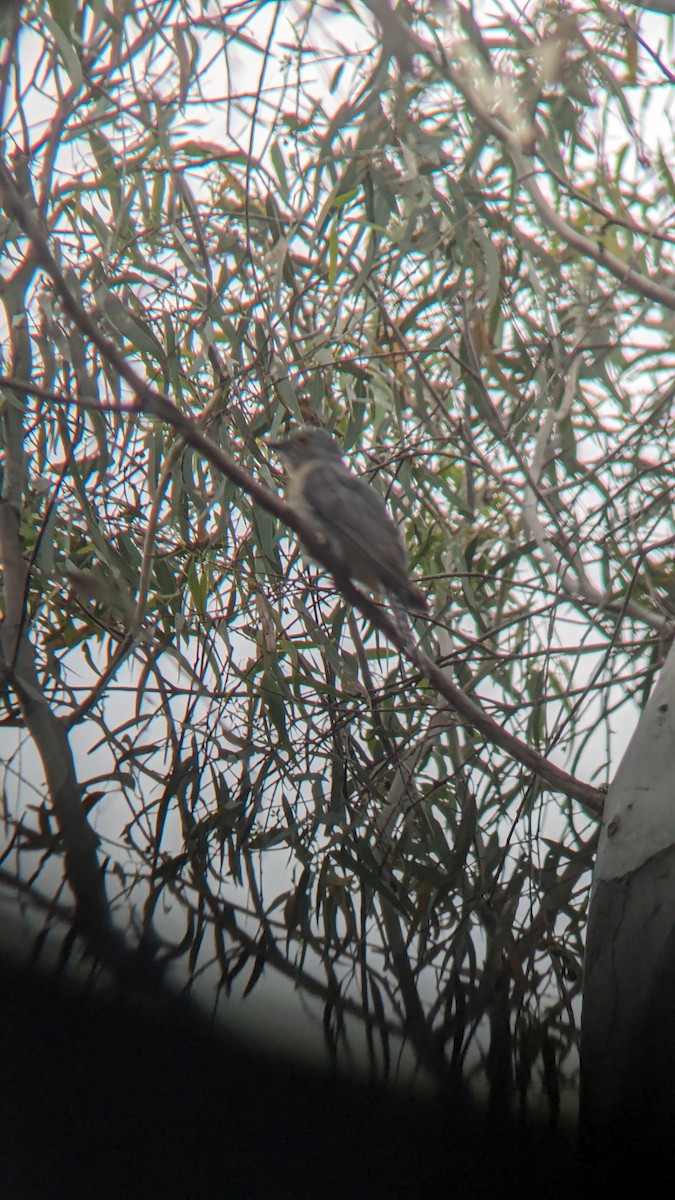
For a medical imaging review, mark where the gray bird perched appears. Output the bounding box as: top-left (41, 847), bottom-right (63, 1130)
top-left (267, 426), bottom-right (427, 614)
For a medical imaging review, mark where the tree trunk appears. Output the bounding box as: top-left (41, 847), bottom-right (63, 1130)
top-left (581, 641), bottom-right (675, 1165)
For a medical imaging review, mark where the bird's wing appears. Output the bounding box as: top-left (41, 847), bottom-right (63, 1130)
top-left (300, 461), bottom-right (410, 591)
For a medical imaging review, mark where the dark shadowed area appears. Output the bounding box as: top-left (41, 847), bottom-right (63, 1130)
top-left (0, 940), bottom-right (583, 1199)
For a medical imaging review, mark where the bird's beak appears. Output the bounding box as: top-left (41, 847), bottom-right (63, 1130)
top-left (264, 436), bottom-right (291, 454)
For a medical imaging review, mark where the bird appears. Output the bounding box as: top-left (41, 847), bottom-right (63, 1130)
top-left (266, 426), bottom-right (427, 614)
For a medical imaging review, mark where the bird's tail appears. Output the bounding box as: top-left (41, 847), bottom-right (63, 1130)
top-left (387, 592), bottom-right (424, 666)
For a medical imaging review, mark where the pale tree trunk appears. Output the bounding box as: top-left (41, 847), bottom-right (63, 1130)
top-left (581, 641), bottom-right (675, 1163)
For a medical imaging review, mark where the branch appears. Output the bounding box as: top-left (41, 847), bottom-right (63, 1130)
top-left (627, 0), bottom-right (675, 13)
top-left (0, 493), bottom-right (163, 992)
top-left (0, 162), bottom-right (605, 813)
top-left (513, 149), bottom-right (675, 314)
top-left (521, 339), bottom-right (672, 636)
top-left (364, 1), bottom-right (675, 315)
top-left (378, 896), bottom-right (454, 1084)
top-left (0, 181), bottom-right (167, 991)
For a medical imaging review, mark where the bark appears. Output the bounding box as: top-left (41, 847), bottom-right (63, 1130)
top-left (0, 289), bottom-right (161, 992)
top-left (580, 642), bottom-right (675, 1164)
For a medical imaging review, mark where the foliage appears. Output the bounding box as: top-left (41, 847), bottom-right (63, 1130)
top-left (1, 0), bottom-right (674, 1110)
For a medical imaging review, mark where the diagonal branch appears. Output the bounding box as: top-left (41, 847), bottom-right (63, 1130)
top-left (364, 0), bottom-right (675, 315)
top-left (0, 162), bottom-right (604, 813)
top-left (0, 441), bottom-right (163, 992)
